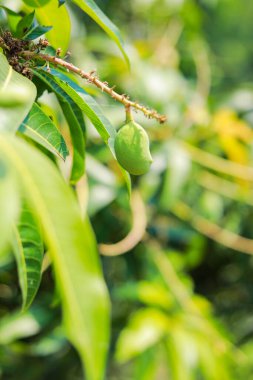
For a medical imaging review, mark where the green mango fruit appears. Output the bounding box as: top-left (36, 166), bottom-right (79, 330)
top-left (114, 120), bottom-right (153, 175)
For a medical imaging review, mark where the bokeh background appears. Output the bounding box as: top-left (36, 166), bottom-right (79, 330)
top-left (1, 0), bottom-right (253, 379)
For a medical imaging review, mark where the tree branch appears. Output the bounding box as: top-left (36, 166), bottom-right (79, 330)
top-left (21, 51), bottom-right (167, 123)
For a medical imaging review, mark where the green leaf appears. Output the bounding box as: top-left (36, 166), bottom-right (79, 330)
top-left (43, 70), bottom-right (116, 145)
top-left (12, 202), bottom-right (44, 310)
top-left (0, 7), bottom-right (22, 35)
top-left (23, 25), bottom-right (53, 40)
top-left (71, 0), bottom-right (129, 66)
top-left (19, 103), bottom-right (69, 160)
top-left (58, 98), bottom-right (86, 183)
top-left (23, 0), bottom-right (51, 7)
top-left (16, 11), bottom-right (35, 37)
top-left (34, 68), bottom-right (131, 192)
top-left (33, 69), bottom-right (85, 182)
top-left (0, 158), bottom-right (20, 255)
top-left (35, 0), bottom-right (71, 54)
top-left (0, 134), bottom-right (110, 380)
top-left (0, 53), bottom-right (36, 133)
top-left (49, 67), bottom-right (87, 94)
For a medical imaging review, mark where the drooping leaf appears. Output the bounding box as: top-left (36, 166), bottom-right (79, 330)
top-left (0, 53), bottom-right (37, 133)
top-left (33, 68), bottom-right (131, 192)
top-left (33, 69), bottom-right (86, 182)
top-left (16, 11), bottom-right (35, 37)
top-left (35, 0), bottom-right (71, 54)
top-left (19, 102), bottom-right (69, 160)
top-left (0, 134), bottom-right (110, 380)
top-left (49, 71), bottom-right (131, 191)
top-left (71, 0), bottom-right (129, 66)
top-left (23, 25), bottom-right (53, 40)
top-left (12, 202), bottom-right (44, 310)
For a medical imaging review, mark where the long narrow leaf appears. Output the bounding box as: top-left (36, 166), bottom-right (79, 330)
top-left (33, 70), bottom-right (85, 182)
top-left (12, 202), bottom-right (44, 311)
top-left (19, 102), bottom-right (69, 160)
top-left (58, 99), bottom-right (86, 183)
top-left (40, 70), bottom-right (116, 146)
top-left (34, 68), bottom-right (131, 192)
top-left (0, 134), bottom-right (110, 380)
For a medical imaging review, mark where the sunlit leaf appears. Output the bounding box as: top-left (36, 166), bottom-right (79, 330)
top-left (0, 134), bottom-right (110, 380)
top-left (0, 53), bottom-right (36, 133)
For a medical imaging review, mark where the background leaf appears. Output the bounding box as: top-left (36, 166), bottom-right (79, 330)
top-left (71, 0), bottom-right (129, 65)
top-left (35, 0), bottom-right (71, 54)
top-left (0, 7), bottom-right (22, 34)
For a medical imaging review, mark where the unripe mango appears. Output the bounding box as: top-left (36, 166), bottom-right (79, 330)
top-left (114, 121), bottom-right (153, 175)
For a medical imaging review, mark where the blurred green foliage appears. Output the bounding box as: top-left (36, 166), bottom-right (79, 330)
top-left (1, 0), bottom-right (253, 379)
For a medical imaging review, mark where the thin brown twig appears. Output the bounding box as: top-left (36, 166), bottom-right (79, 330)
top-left (21, 51), bottom-right (167, 123)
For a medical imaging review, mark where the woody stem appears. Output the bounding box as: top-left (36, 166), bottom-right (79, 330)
top-left (21, 51), bottom-right (167, 123)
